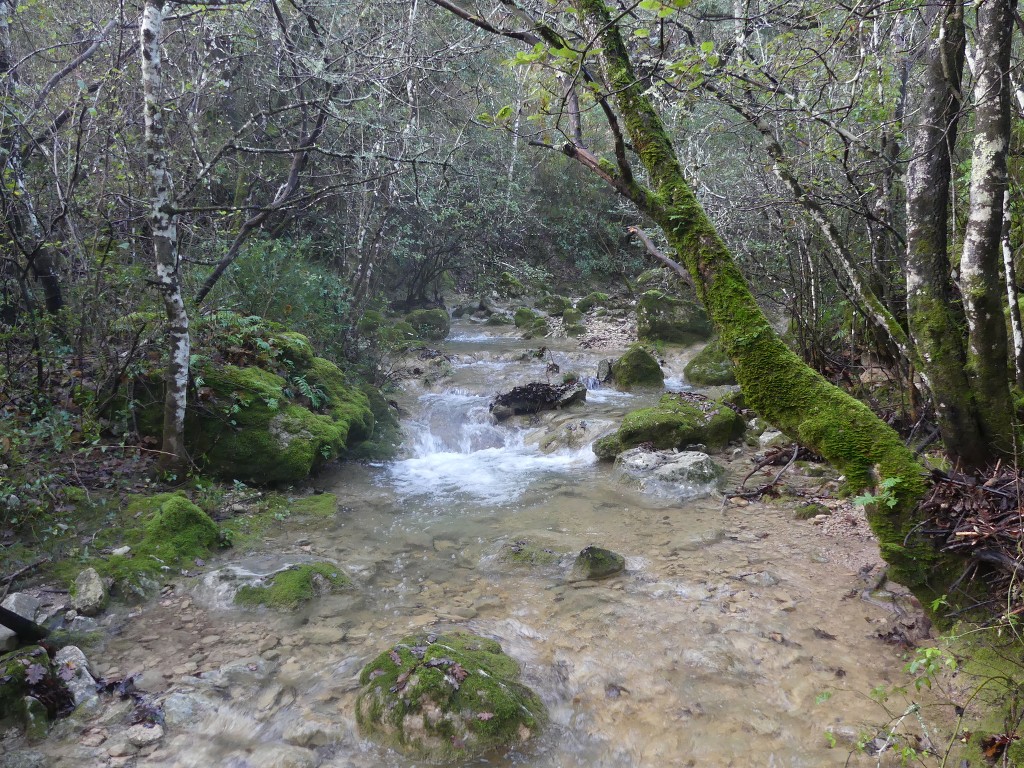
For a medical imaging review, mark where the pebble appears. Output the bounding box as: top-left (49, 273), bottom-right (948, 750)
top-left (303, 627), bottom-right (345, 644)
top-left (106, 737), bottom-right (138, 757)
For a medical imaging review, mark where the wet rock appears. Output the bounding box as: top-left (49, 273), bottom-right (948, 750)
top-left (635, 282), bottom-right (712, 344)
top-left (126, 722), bottom-right (164, 747)
top-left (405, 308), bottom-right (451, 341)
top-left (616, 448), bottom-right (725, 500)
top-left (356, 631), bottom-right (545, 762)
top-left (489, 381), bottom-right (586, 421)
top-left (683, 337), bottom-right (736, 385)
top-left (106, 735), bottom-right (138, 757)
top-left (0, 750), bottom-right (47, 768)
top-left (759, 430), bottom-right (789, 449)
top-left (248, 744), bottom-right (318, 768)
top-left (499, 539), bottom-right (564, 567)
top-left (22, 695), bottom-right (48, 742)
top-left (160, 691), bottom-right (216, 727)
top-left (54, 645), bottom-right (99, 711)
top-left (72, 567), bottom-right (108, 616)
top-left (283, 711), bottom-right (340, 747)
top-left (234, 562), bottom-right (351, 611)
top-left (571, 546), bottom-right (626, 580)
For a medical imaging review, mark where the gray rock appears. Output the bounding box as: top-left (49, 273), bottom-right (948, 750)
top-left (759, 430), bottom-right (788, 449)
top-left (72, 567), bottom-right (108, 616)
top-left (22, 696), bottom-right (49, 742)
top-left (616, 449), bottom-right (724, 500)
top-left (0, 625), bottom-right (16, 652)
top-left (282, 712), bottom-right (340, 747)
top-left (54, 645), bottom-right (100, 711)
top-left (160, 691), bottom-right (216, 727)
top-left (2, 592), bottom-right (41, 623)
top-left (1, 750), bottom-right (47, 768)
top-left (111, 545), bottom-right (131, 556)
top-left (125, 722), bottom-right (164, 747)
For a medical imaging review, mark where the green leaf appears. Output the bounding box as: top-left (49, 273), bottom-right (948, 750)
top-left (495, 105), bottom-right (514, 122)
top-left (700, 41), bottom-right (715, 53)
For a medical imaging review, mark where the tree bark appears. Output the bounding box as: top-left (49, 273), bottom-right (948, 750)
top-left (959, 0), bottom-right (1017, 456)
top-left (902, 0), bottom-right (990, 464)
top-left (142, 0), bottom-right (190, 469)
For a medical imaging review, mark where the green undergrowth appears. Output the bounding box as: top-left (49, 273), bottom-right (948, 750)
top-left (234, 562), bottom-right (350, 610)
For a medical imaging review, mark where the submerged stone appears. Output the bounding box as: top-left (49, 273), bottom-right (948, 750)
top-left (499, 539), bottom-right (564, 566)
top-left (356, 631), bottom-right (545, 762)
top-left (234, 562), bottom-right (350, 610)
top-left (571, 546), bottom-right (625, 580)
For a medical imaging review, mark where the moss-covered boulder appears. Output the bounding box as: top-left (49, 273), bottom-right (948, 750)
top-left (684, 337), bottom-right (736, 386)
top-left (0, 646), bottom-right (73, 726)
top-left (562, 308), bottom-right (586, 337)
top-left (234, 562), bottom-right (350, 610)
top-left (610, 344), bottom-right (664, 390)
top-left (498, 539), bottom-right (565, 566)
top-left (356, 631), bottom-right (545, 762)
top-left (576, 292), bottom-right (610, 313)
top-left (513, 307), bottom-right (540, 328)
top-left (593, 393), bottom-right (745, 460)
top-left (536, 294), bottom-right (573, 316)
top-left (636, 289), bottom-right (713, 344)
top-left (405, 309), bottom-right (451, 342)
top-left (496, 271), bottom-right (527, 299)
top-left (571, 546), bottom-right (625, 580)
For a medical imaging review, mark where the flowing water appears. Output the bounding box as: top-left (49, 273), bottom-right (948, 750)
top-left (30, 323), bottom-right (953, 767)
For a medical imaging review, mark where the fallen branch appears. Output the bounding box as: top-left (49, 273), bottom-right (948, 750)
top-left (627, 226), bottom-right (694, 287)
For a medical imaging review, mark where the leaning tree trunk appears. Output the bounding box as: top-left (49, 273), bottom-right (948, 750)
top-left (958, 0), bottom-right (1017, 456)
top-left (903, 0), bottom-right (990, 464)
top-left (142, 0), bottom-right (190, 469)
top-left (574, 0), bottom-right (960, 604)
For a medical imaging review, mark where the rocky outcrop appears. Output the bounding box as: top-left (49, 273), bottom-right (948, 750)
top-left (594, 392), bottom-right (745, 459)
top-left (356, 631), bottom-right (545, 762)
top-left (490, 382), bottom-right (586, 421)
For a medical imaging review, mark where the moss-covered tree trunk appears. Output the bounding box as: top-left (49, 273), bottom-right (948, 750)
top-left (573, 0), bottom-right (959, 601)
top-left (903, 0), bottom-right (987, 464)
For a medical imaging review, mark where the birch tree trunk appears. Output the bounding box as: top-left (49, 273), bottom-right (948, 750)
top-left (958, 0), bottom-right (1016, 456)
top-left (902, 0), bottom-right (989, 463)
top-left (142, 0), bottom-right (190, 469)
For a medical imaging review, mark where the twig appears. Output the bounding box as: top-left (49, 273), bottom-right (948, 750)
top-left (0, 557), bottom-right (50, 601)
top-left (627, 226), bottom-right (694, 287)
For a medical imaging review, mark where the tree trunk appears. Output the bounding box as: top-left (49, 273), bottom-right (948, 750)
top-left (903, 0), bottom-right (989, 464)
top-left (959, 0), bottom-right (1016, 456)
top-left (142, 0), bottom-right (190, 469)
top-left (575, 0), bottom-right (956, 603)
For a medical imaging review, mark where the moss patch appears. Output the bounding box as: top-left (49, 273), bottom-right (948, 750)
top-left (576, 292), bottom-right (610, 313)
top-left (288, 493), bottom-right (337, 518)
top-left (611, 344), bottom-right (664, 390)
top-left (405, 309), bottom-right (451, 341)
top-left (499, 539), bottom-right (564, 566)
top-left (496, 271), bottom-right (527, 299)
top-left (356, 631), bottom-right (545, 762)
top-left (0, 645), bottom-right (71, 723)
top-left (684, 337), bottom-right (736, 386)
top-left (636, 289), bottom-right (713, 344)
top-left (536, 294), bottom-right (573, 316)
top-left (234, 562), bottom-right (350, 610)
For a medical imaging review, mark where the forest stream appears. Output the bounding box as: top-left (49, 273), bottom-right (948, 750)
top-left (24, 322), bottom-right (953, 768)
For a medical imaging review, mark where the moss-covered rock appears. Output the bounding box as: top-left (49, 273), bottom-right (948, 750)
top-left (636, 289), bottom-right (713, 344)
top-left (684, 337), bottom-right (736, 385)
top-left (485, 313), bottom-right (514, 326)
top-left (356, 631), bottom-right (545, 762)
top-left (522, 317), bottom-right (549, 339)
top-left (571, 546), bottom-right (625, 580)
top-left (499, 539), bottom-right (564, 566)
top-left (576, 292), bottom-right (610, 313)
top-left (405, 309), bottom-right (451, 342)
top-left (536, 294), bottom-right (573, 316)
top-left (513, 307), bottom-right (540, 328)
top-left (234, 562), bottom-right (350, 610)
top-left (611, 344), bottom-right (664, 390)
top-left (496, 271), bottom-right (528, 299)
top-left (345, 384), bottom-right (401, 461)
top-left (595, 393), bottom-right (745, 460)
top-left (562, 308), bottom-right (586, 337)
top-left (0, 645), bottom-right (72, 725)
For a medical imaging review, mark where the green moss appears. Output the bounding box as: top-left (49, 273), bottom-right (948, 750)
top-left (514, 307), bottom-right (540, 328)
top-left (356, 631), bottom-right (545, 762)
top-left (345, 384), bottom-right (401, 461)
top-left (611, 344), bottom-right (664, 390)
top-left (636, 289), bottom-right (713, 344)
top-left (593, 433), bottom-right (625, 461)
top-left (571, 546), bottom-right (625, 579)
top-left (405, 309), bottom-right (451, 342)
top-left (794, 502), bottom-right (829, 520)
top-left (499, 540), bottom-right (563, 566)
top-left (597, 394), bottom-right (745, 459)
top-left (536, 294), bottom-right (573, 316)
top-left (576, 292), bottom-right (610, 313)
top-left (496, 271), bottom-right (527, 299)
top-left (684, 337), bottom-right (736, 385)
top-left (234, 562), bottom-right (350, 610)
top-left (288, 492), bottom-right (337, 517)
top-left (0, 646), bottom-right (64, 721)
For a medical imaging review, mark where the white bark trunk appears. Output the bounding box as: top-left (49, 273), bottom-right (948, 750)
top-left (142, 0), bottom-right (190, 468)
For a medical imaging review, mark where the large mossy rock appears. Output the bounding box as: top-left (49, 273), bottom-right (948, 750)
top-left (161, 315), bottom-right (378, 485)
top-left (684, 337), bottom-right (737, 386)
top-left (571, 546), bottom-right (625, 580)
top-left (575, 291), bottom-right (610, 313)
top-left (356, 631), bottom-right (545, 762)
top-left (535, 294), bottom-right (573, 316)
top-left (495, 271), bottom-right (527, 299)
top-left (562, 308), bottom-right (586, 337)
top-left (636, 289), bottom-right (713, 344)
top-left (593, 393), bottom-right (745, 460)
top-left (610, 344), bottom-right (664, 390)
top-left (405, 309), bottom-right (451, 342)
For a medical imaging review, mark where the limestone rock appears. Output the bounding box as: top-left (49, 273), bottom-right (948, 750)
top-left (610, 344), bottom-right (664, 390)
top-left (72, 567), bottom-right (108, 616)
top-left (616, 449), bottom-right (725, 500)
top-left (125, 723), bottom-right (164, 747)
top-left (683, 337), bottom-right (736, 386)
top-left (2, 593), bottom-right (41, 623)
top-left (54, 645), bottom-right (99, 710)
